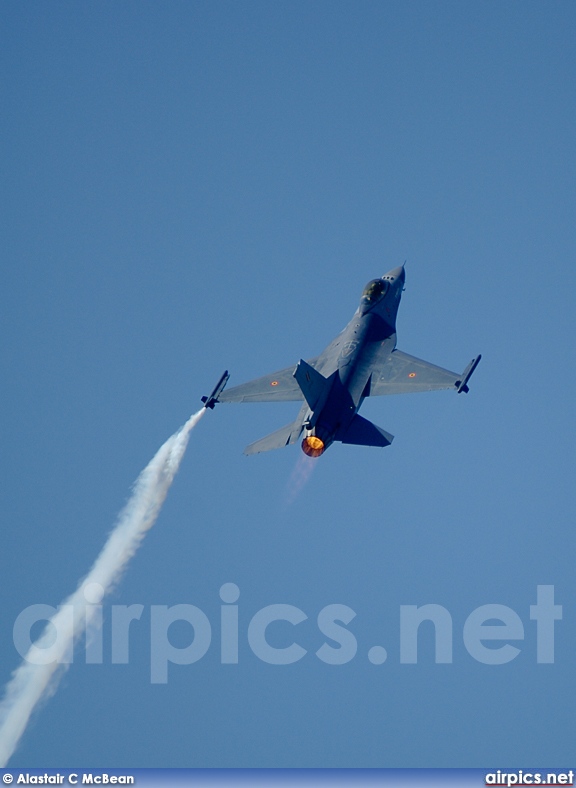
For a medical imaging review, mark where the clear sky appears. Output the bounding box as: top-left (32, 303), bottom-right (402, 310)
top-left (1, 0), bottom-right (575, 768)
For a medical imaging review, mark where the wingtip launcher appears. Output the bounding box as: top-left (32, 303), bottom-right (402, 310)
top-left (201, 370), bottom-right (230, 409)
top-left (456, 355), bottom-right (481, 394)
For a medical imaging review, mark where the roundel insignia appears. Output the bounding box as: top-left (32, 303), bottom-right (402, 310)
top-left (408, 372), bottom-right (416, 378)
top-left (270, 380), bottom-right (279, 386)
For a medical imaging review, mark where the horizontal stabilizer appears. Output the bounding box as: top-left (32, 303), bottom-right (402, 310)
top-left (338, 415), bottom-right (394, 448)
top-left (244, 421), bottom-right (302, 456)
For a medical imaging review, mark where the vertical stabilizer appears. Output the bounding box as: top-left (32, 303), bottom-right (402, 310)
top-left (293, 359), bottom-right (327, 409)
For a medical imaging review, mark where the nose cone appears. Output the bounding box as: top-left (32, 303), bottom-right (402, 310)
top-left (383, 265), bottom-right (405, 284)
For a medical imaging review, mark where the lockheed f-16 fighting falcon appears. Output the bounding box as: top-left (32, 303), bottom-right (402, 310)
top-left (202, 266), bottom-right (480, 457)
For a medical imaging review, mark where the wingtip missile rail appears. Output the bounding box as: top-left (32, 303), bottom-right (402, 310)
top-left (456, 355), bottom-right (482, 394)
top-left (201, 370), bottom-right (230, 409)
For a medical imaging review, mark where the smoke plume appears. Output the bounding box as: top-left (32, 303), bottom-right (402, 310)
top-left (0, 408), bottom-right (205, 766)
top-left (284, 452), bottom-right (317, 505)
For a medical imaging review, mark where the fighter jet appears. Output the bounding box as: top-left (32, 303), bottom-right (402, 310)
top-left (203, 266), bottom-right (480, 457)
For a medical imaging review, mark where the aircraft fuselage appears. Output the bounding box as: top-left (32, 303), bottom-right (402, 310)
top-left (299, 312), bottom-right (397, 456)
top-left (209, 264), bottom-right (480, 457)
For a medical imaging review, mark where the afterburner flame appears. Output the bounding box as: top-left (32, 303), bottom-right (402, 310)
top-left (302, 435), bottom-right (325, 458)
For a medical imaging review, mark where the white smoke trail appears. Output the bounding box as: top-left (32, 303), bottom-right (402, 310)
top-left (0, 408), bottom-right (206, 766)
top-left (284, 452), bottom-right (317, 506)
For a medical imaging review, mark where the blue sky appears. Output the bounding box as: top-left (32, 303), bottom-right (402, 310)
top-left (1, 0), bottom-right (575, 768)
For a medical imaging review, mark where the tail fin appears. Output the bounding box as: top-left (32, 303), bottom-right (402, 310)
top-left (293, 359), bottom-right (327, 409)
top-left (338, 415), bottom-right (394, 447)
top-left (244, 421), bottom-right (302, 455)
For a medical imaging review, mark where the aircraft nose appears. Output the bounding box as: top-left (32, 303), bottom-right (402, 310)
top-left (384, 265), bottom-right (405, 283)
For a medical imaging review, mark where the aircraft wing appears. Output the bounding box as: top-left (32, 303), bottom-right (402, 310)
top-left (218, 361), bottom-right (317, 403)
top-left (369, 349), bottom-right (480, 396)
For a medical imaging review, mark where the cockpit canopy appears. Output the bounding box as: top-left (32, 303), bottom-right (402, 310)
top-left (361, 278), bottom-right (388, 307)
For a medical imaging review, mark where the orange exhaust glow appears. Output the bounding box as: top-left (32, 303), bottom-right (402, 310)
top-left (302, 435), bottom-right (325, 458)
